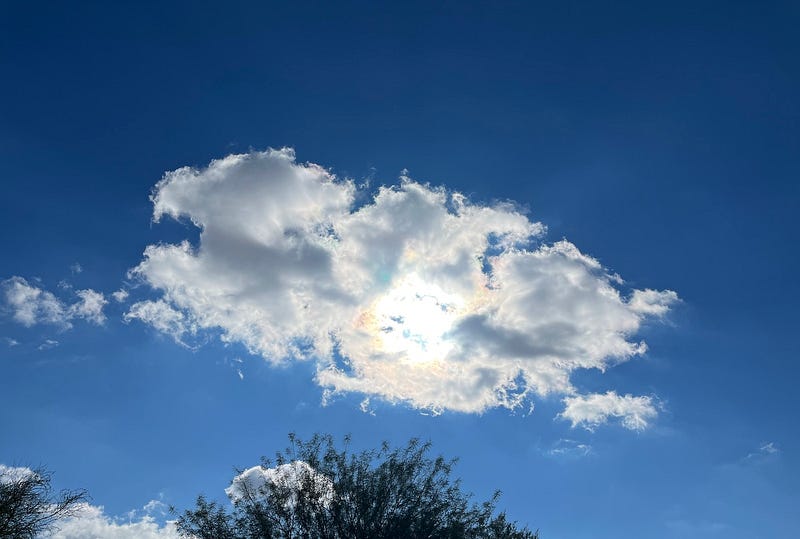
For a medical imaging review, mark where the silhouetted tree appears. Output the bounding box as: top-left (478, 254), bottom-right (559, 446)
top-left (177, 434), bottom-right (538, 539)
top-left (0, 465), bottom-right (88, 539)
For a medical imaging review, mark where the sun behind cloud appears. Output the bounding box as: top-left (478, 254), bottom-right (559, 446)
top-left (124, 148), bottom-right (677, 429)
top-left (365, 273), bottom-right (463, 363)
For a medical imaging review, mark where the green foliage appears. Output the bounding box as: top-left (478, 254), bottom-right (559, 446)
top-left (177, 434), bottom-right (538, 539)
top-left (0, 466), bottom-right (87, 539)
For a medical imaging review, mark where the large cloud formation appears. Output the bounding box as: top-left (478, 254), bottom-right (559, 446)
top-left (127, 148), bottom-right (677, 428)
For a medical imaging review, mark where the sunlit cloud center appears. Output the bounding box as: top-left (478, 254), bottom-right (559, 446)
top-left (368, 274), bottom-right (463, 362)
top-left (125, 148), bottom-right (678, 429)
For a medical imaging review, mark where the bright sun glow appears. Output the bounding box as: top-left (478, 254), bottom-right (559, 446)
top-left (370, 275), bottom-right (463, 362)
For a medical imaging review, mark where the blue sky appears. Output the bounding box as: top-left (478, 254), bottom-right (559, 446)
top-left (1, 1), bottom-right (798, 537)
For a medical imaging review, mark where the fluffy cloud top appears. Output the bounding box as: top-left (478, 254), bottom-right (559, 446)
top-left (2, 277), bottom-right (107, 329)
top-left (128, 148), bottom-right (677, 424)
top-left (44, 502), bottom-right (180, 539)
top-left (226, 461), bottom-right (334, 509)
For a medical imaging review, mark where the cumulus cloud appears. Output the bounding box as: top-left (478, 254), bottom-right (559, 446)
top-left (68, 289), bottom-right (107, 325)
top-left (112, 289), bottom-right (129, 302)
top-left (1, 277), bottom-right (107, 329)
top-left (559, 391), bottom-right (659, 431)
top-left (1, 464), bottom-right (177, 538)
top-left (127, 148), bottom-right (677, 423)
top-left (3, 277), bottom-right (69, 328)
top-left (226, 461), bottom-right (334, 509)
top-left (44, 502), bottom-right (180, 539)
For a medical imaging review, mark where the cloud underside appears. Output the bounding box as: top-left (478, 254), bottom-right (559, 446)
top-left (127, 148), bottom-right (676, 428)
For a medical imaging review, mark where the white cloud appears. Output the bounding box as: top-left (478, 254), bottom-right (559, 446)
top-left (38, 339), bottom-right (60, 350)
top-left (68, 289), bottom-right (108, 325)
top-left (3, 277), bottom-right (70, 328)
top-left (141, 498), bottom-right (168, 517)
top-left (124, 299), bottom-right (196, 344)
top-left (4, 337), bottom-right (19, 347)
top-left (0, 464), bottom-right (35, 483)
top-left (547, 438), bottom-right (593, 458)
top-left (70, 263), bottom-right (83, 274)
top-left (758, 441), bottom-right (779, 455)
top-left (44, 502), bottom-right (180, 539)
top-left (628, 288), bottom-right (679, 316)
top-left (112, 289), bottom-right (129, 302)
top-left (744, 441), bottom-right (780, 461)
top-left (128, 148), bottom-right (677, 424)
top-left (559, 391), bottom-right (659, 431)
top-left (226, 461), bottom-right (334, 509)
top-left (1, 277), bottom-right (107, 329)
top-left (0, 466), bottom-right (178, 538)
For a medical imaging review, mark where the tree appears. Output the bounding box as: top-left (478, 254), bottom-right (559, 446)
top-left (176, 434), bottom-right (538, 539)
top-left (0, 465), bottom-right (88, 539)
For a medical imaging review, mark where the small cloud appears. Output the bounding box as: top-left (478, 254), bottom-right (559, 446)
top-left (3, 277), bottom-right (70, 328)
top-left (226, 461), bottom-right (334, 510)
top-left (359, 398), bottom-right (376, 416)
top-left (4, 337), bottom-right (19, 347)
top-left (68, 289), bottom-right (108, 325)
top-left (559, 391), bottom-right (659, 431)
top-left (2, 277), bottom-right (107, 329)
top-left (295, 401), bottom-right (309, 412)
top-left (237, 369), bottom-right (244, 380)
top-left (124, 299), bottom-right (196, 345)
top-left (70, 263), bottom-right (83, 274)
top-left (547, 438), bottom-right (593, 458)
top-left (142, 496), bottom-right (169, 517)
top-left (112, 289), bottom-right (129, 303)
top-left (744, 441), bottom-right (780, 462)
top-left (759, 442), bottom-right (779, 455)
top-left (628, 288), bottom-right (679, 316)
top-left (38, 339), bottom-right (59, 350)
